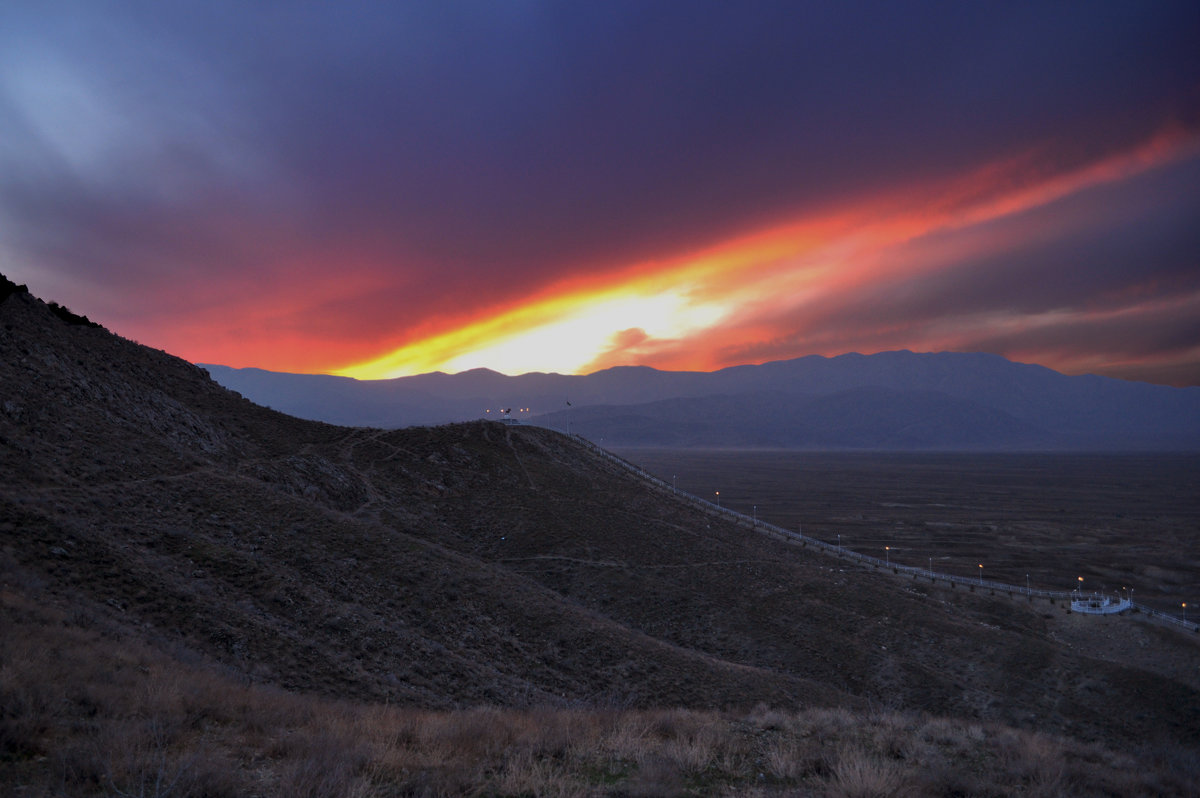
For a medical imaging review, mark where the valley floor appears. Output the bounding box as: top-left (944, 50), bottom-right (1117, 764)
top-left (613, 449), bottom-right (1200, 617)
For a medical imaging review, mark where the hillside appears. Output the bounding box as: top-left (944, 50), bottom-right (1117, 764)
top-left (204, 350), bottom-right (1200, 450)
top-left (2, 276), bottom-right (1199, 793)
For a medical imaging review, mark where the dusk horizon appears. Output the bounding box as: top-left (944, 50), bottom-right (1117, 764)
top-left (204, 346), bottom-right (1188, 387)
top-left (6, 6), bottom-right (1200, 786)
top-left (4, 1), bottom-right (1199, 386)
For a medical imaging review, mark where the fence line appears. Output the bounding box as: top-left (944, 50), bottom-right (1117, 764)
top-left (520, 421), bottom-right (1199, 634)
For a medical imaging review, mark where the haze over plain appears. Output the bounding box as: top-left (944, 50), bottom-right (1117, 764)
top-left (2, 1), bottom-right (1199, 385)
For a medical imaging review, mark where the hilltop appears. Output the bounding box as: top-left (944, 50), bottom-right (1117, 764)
top-left (2, 275), bottom-right (1198, 794)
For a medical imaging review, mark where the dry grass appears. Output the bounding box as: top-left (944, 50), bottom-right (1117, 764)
top-left (3, 558), bottom-right (1197, 798)
top-left (1, 555), bottom-right (1197, 797)
top-left (826, 745), bottom-right (908, 797)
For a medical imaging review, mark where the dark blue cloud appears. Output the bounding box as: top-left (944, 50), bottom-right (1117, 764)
top-left (2, 0), bottom-right (1198, 378)
top-left (13, 1), bottom-right (1195, 265)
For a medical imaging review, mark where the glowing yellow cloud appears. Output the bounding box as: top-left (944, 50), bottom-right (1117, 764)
top-left (335, 282), bottom-right (730, 379)
top-left (336, 125), bottom-right (1200, 380)
top-left (334, 214), bottom-right (842, 379)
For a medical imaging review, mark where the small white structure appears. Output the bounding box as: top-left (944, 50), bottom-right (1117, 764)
top-left (1070, 593), bottom-right (1131, 615)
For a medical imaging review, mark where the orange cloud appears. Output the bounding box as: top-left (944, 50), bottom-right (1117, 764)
top-left (335, 123), bottom-right (1200, 381)
top-left (114, 250), bottom-right (401, 373)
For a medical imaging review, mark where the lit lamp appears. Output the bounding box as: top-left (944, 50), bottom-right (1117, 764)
top-left (715, 490), bottom-right (720, 508)
top-left (885, 546), bottom-right (890, 566)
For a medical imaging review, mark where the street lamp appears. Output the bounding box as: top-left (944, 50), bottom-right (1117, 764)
top-left (837, 533), bottom-right (841, 553)
top-left (978, 564), bottom-right (983, 585)
top-left (753, 505), bottom-right (757, 524)
top-left (885, 546), bottom-right (890, 566)
top-left (672, 474), bottom-right (676, 494)
top-left (928, 556), bottom-right (933, 577)
top-left (1026, 574), bottom-right (1030, 594)
top-left (1184, 602), bottom-right (1189, 623)
top-left (1076, 576), bottom-right (1083, 598)
top-left (715, 490), bottom-right (720, 508)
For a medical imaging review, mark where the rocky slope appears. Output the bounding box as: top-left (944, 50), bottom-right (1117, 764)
top-left (2, 276), bottom-right (1197, 754)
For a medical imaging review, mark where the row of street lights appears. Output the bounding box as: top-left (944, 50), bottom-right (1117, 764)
top-left (698, 484), bottom-right (1190, 620)
top-left (851, 536), bottom-right (1187, 614)
top-left (839, 537), bottom-right (986, 583)
top-left (834, 536), bottom-right (987, 584)
top-left (709, 490), bottom-right (758, 523)
top-left (853, 545), bottom-right (1130, 600)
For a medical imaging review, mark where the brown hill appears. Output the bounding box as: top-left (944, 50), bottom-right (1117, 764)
top-left (2, 278), bottom-right (1198, 792)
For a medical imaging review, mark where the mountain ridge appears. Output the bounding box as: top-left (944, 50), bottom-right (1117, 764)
top-left (203, 350), bottom-right (1200, 449)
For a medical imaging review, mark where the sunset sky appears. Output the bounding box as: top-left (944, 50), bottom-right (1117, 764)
top-left (2, 2), bottom-right (1198, 385)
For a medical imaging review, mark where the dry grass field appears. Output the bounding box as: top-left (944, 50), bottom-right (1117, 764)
top-left (4, 580), bottom-right (1190, 797)
top-left (614, 449), bottom-right (1200, 616)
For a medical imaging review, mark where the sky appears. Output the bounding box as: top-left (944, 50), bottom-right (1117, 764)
top-left (2, 2), bottom-right (1199, 386)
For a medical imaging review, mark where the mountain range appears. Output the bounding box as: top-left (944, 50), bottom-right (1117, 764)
top-left (204, 351), bottom-right (1200, 450)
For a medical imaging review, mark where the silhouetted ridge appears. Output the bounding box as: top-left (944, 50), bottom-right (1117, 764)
top-left (0, 271), bottom-right (28, 302)
top-left (1, 272), bottom-right (102, 329)
top-left (46, 300), bottom-right (103, 329)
